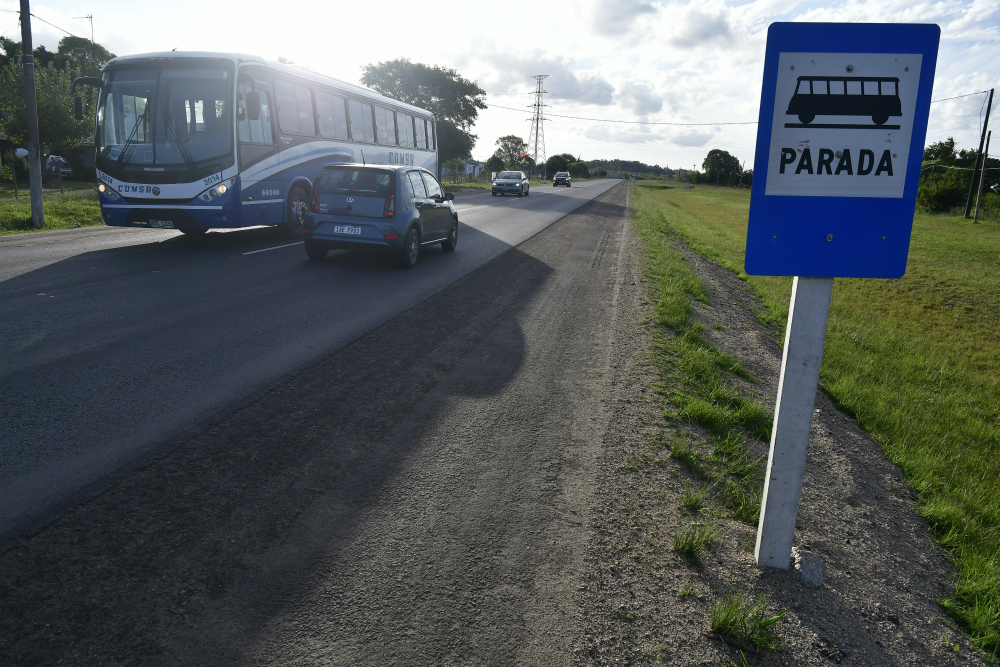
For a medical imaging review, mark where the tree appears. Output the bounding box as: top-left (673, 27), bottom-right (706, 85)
top-left (702, 149), bottom-right (741, 184)
top-left (485, 155), bottom-right (504, 174)
top-left (493, 135), bottom-right (527, 169)
top-left (545, 153), bottom-right (574, 173)
top-left (0, 60), bottom-right (96, 152)
top-left (360, 58), bottom-right (486, 178)
top-left (924, 137), bottom-right (957, 163)
top-left (568, 161), bottom-right (589, 178)
top-left (436, 119), bottom-right (474, 172)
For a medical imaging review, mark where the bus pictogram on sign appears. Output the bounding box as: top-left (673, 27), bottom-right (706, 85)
top-left (785, 76), bottom-right (902, 128)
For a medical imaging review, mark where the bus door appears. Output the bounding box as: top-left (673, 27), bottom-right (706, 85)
top-left (237, 73), bottom-right (282, 225)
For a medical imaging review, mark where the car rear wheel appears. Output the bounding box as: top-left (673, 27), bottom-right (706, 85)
top-left (441, 218), bottom-right (458, 252)
top-left (525, 186), bottom-right (530, 196)
top-left (400, 226), bottom-right (420, 268)
top-left (304, 240), bottom-right (328, 261)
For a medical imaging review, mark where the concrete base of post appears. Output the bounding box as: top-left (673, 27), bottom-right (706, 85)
top-left (755, 276), bottom-right (834, 569)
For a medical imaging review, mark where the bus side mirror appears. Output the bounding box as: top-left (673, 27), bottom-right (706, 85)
top-left (74, 96), bottom-right (83, 121)
top-left (245, 92), bottom-right (261, 121)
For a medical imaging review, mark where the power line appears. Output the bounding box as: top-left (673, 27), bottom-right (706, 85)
top-left (489, 103), bottom-right (758, 126)
top-left (0, 9), bottom-right (85, 39)
top-left (931, 90), bottom-right (990, 103)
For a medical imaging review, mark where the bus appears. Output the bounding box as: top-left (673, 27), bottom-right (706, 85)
top-left (72, 52), bottom-right (437, 236)
top-left (785, 76), bottom-right (902, 126)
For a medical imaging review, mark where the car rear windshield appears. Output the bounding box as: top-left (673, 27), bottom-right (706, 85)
top-left (498, 172), bottom-right (521, 179)
top-left (315, 167), bottom-right (394, 196)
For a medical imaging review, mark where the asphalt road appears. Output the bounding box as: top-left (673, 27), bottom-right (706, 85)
top-left (0, 181), bottom-right (639, 665)
top-left (0, 179), bottom-right (618, 544)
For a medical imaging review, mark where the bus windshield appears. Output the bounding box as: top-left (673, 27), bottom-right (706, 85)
top-left (97, 65), bottom-right (233, 168)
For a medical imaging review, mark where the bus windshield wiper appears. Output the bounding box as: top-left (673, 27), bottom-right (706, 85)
top-left (115, 98), bottom-right (150, 169)
top-left (164, 112), bottom-right (197, 169)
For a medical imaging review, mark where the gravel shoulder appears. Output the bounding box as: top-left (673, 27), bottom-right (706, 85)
top-left (573, 211), bottom-right (988, 665)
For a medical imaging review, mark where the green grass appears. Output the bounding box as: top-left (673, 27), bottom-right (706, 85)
top-left (672, 521), bottom-right (719, 558)
top-left (709, 588), bottom-right (787, 652)
top-left (638, 180), bottom-right (1000, 659)
top-left (681, 480), bottom-right (711, 512)
top-left (0, 187), bottom-right (103, 235)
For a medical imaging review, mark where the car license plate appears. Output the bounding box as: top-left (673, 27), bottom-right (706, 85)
top-left (149, 219), bottom-right (174, 229)
top-left (334, 224), bottom-right (361, 235)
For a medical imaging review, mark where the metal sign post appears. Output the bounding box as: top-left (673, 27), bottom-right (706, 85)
top-left (745, 23), bottom-right (940, 569)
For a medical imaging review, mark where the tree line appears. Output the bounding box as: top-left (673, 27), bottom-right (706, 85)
top-left (917, 137), bottom-right (999, 214)
top-left (0, 36), bottom-right (114, 162)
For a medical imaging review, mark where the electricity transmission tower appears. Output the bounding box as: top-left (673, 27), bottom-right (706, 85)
top-left (527, 75), bottom-right (548, 175)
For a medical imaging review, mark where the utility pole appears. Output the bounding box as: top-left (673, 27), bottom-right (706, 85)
top-left (973, 131), bottom-right (991, 224)
top-left (527, 75), bottom-right (548, 177)
top-left (73, 14), bottom-right (94, 65)
top-left (19, 0), bottom-right (44, 229)
top-left (965, 88), bottom-right (993, 219)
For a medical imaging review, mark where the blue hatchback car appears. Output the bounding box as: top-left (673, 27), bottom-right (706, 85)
top-left (302, 164), bottom-right (458, 268)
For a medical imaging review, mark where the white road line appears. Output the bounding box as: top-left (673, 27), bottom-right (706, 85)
top-left (242, 241), bottom-right (303, 255)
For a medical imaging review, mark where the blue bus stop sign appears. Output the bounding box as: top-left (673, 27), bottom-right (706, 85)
top-left (745, 23), bottom-right (940, 278)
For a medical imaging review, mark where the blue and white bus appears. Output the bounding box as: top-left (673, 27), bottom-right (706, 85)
top-left (74, 52), bottom-right (437, 236)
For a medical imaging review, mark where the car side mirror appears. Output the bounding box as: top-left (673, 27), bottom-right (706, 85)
top-left (74, 96), bottom-right (83, 121)
top-left (245, 92), bottom-right (261, 121)
top-left (445, 192), bottom-right (455, 201)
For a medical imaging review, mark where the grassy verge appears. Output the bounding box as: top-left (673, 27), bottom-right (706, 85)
top-left (631, 185), bottom-right (787, 652)
top-left (638, 180), bottom-right (1000, 659)
top-left (0, 187), bottom-right (103, 235)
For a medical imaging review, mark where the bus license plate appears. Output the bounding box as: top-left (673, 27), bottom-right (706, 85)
top-left (334, 225), bottom-right (361, 235)
top-left (149, 220), bottom-right (174, 229)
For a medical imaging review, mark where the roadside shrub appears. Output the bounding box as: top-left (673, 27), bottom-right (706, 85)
top-left (916, 170), bottom-right (968, 213)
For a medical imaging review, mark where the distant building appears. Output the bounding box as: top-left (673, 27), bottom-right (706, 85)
top-left (464, 160), bottom-right (485, 177)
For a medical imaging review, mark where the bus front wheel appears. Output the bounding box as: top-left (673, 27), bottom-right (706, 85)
top-left (872, 114), bottom-right (889, 125)
top-left (284, 187), bottom-right (309, 238)
top-left (798, 114), bottom-right (815, 124)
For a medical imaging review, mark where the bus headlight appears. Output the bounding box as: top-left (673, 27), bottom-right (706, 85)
top-left (99, 183), bottom-right (121, 201)
top-left (199, 183), bottom-right (230, 201)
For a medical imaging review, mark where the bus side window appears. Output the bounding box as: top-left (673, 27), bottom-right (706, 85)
top-left (427, 119), bottom-right (434, 150)
top-left (830, 80), bottom-right (845, 95)
top-left (251, 90), bottom-right (274, 144)
top-left (348, 99), bottom-right (365, 142)
top-left (238, 80), bottom-right (252, 142)
top-left (847, 80), bottom-right (862, 95)
top-left (375, 106), bottom-right (391, 145)
top-left (863, 80), bottom-right (879, 96)
top-left (398, 113), bottom-right (411, 148)
top-left (414, 117), bottom-right (426, 150)
top-left (881, 81), bottom-right (897, 95)
top-left (317, 91), bottom-right (349, 140)
top-left (276, 79), bottom-right (315, 135)
top-left (797, 80), bottom-right (811, 94)
top-left (385, 109), bottom-right (397, 146)
top-left (361, 103), bottom-right (375, 143)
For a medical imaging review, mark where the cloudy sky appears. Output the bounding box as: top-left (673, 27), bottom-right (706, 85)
top-left (5, 0), bottom-right (998, 170)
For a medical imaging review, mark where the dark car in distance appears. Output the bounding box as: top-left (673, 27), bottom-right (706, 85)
top-left (303, 164), bottom-right (458, 268)
top-left (552, 171), bottom-right (571, 187)
top-left (492, 171), bottom-right (530, 196)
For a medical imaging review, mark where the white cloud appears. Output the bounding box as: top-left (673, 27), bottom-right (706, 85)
top-left (670, 131), bottom-right (714, 147)
top-left (616, 80), bottom-right (663, 115)
top-left (591, 0), bottom-right (659, 37)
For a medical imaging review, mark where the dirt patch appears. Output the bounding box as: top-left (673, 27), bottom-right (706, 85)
top-left (573, 227), bottom-right (988, 665)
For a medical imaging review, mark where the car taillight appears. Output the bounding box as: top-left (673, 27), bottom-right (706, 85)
top-left (311, 187), bottom-right (320, 212)
top-left (383, 194), bottom-right (395, 218)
